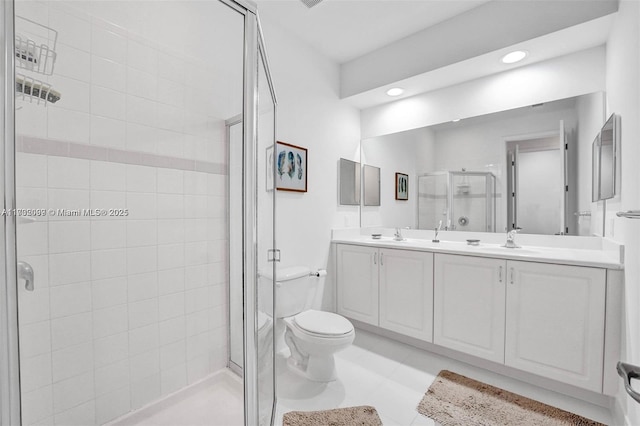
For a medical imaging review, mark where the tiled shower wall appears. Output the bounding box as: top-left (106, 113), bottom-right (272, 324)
top-left (15, 1), bottom-right (233, 425)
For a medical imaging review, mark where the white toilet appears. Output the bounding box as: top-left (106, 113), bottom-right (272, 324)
top-left (260, 266), bottom-right (355, 382)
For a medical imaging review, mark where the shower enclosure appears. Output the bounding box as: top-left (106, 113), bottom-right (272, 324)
top-left (418, 171), bottom-right (496, 232)
top-left (0, 0), bottom-right (277, 425)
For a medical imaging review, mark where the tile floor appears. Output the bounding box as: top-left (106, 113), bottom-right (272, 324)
top-left (274, 328), bottom-right (613, 426)
top-left (110, 328), bottom-right (613, 426)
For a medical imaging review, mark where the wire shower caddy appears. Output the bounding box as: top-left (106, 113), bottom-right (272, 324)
top-left (15, 16), bottom-right (61, 106)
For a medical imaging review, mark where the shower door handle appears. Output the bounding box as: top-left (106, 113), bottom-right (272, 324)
top-left (18, 261), bottom-right (34, 291)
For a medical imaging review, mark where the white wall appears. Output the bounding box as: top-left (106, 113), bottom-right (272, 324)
top-left (361, 46), bottom-right (605, 139)
top-left (258, 20), bottom-right (361, 309)
top-left (605, 2), bottom-right (640, 425)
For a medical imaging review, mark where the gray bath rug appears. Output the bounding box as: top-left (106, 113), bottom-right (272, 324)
top-left (417, 370), bottom-right (605, 426)
top-left (283, 405), bottom-right (383, 426)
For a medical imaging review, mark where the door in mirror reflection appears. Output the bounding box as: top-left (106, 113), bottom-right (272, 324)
top-left (506, 126), bottom-right (566, 235)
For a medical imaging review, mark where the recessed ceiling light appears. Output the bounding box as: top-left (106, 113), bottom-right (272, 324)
top-left (501, 50), bottom-right (527, 64)
top-left (386, 87), bottom-right (404, 97)
top-left (452, 119), bottom-right (461, 122)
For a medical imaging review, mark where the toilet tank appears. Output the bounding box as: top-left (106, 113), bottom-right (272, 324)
top-left (259, 266), bottom-right (310, 318)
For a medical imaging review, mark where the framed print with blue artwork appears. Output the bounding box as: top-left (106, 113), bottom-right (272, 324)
top-left (275, 141), bottom-right (307, 192)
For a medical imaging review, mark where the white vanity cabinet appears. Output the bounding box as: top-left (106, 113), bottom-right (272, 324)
top-left (505, 261), bottom-right (606, 393)
top-left (379, 248), bottom-right (433, 341)
top-left (336, 244), bottom-right (379, 325)
top-left (433, 254), bottom-right (506, 363)
top-left (336, 244), bottom-right (434, 340)
top-left (334, 237), bottom-right (618, 394)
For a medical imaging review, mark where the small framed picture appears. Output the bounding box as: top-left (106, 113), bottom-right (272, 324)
top-left (266, 145), bottom-right (274, 191)
top-left (275, 141), bottom-right (307, 192)
top-left (396, 173), bottom-right (409, 200)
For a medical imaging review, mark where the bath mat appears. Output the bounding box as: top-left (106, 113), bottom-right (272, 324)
top-left (283, 405), bottom-right (382, 426)
top-left (417, 370), bottom-right (605, 426)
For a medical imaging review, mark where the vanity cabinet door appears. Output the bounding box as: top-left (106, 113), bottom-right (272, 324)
top-left (379, 249), bottom-right (434, 341)
top-left (433, 254), bottom-right (506, 363)
top-left (505, 261), bottom-right (606, 392)
top-left (336, 244), bottom-right (379, 326)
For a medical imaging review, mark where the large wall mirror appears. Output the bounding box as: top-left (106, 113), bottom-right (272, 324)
top-left (360, 92), bottom-right (606, 236)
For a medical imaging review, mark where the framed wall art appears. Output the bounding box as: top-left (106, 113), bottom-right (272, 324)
top-left (396, 172), bottom-right (409, 200)
top-left (275, 141), bottom-right (307, 192)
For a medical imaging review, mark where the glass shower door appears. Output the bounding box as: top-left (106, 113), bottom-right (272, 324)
top-left (8, 0), bottom-right (251, 425)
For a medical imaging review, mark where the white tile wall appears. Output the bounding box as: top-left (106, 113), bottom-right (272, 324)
top-left (15, 2), bottom-right (231, 425)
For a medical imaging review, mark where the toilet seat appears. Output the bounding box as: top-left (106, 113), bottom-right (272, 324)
top-left (292, 310), bottom-right (354, 338)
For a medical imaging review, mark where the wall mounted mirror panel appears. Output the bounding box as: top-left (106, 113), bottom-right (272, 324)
top-left (339, 158), bottom-right (361, 205)
top-left (363, 164), bottom-right (381, 206)
top-left (361, 92), bottom-right (606, 236)
top-left (592, 113), bottom-right (619, 201)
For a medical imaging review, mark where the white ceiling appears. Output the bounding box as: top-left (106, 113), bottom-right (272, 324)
top-left (255, 0), bottom-right (490, 63)
top-left (345, 14), bottom-right (614, 108)
top-left (256, 0), bottom-right (616, 110)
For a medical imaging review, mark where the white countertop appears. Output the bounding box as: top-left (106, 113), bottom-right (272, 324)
top-left (332, 230), bottom-right (624, 270)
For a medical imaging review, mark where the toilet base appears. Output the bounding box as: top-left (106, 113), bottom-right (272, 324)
top-left (287, 353), bottom-right (337, 382)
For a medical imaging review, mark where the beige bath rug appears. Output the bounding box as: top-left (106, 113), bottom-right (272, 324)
top-left (417, 370), bottom-right (605, 426)
top-left (283, 405), bottom-right (382, 426)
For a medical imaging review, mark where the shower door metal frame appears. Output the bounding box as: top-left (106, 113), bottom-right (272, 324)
top-left (241, 4), bottom-right (279, 426)
top-left (1, 0), bottom-right (21, 424)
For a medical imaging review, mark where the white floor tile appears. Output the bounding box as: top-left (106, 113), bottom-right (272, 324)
top-left (275, 328), bottom-right (613, 426)
top-left (103, 328), bottom-right (612, 426)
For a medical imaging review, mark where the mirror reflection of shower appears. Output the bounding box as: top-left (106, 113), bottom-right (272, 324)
top-left (418, 171), bottom-right (496, 232)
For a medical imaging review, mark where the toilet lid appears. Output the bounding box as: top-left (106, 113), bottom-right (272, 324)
top-left (294, 310), bottom-right (354, 336)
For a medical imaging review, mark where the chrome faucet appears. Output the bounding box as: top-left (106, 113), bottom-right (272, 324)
top-left (504, 228), bottom-right (521, 248)
top-left (394, 228), bottom-right (404, 241)
top-left (433, 220), bottom-right (442, 243)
